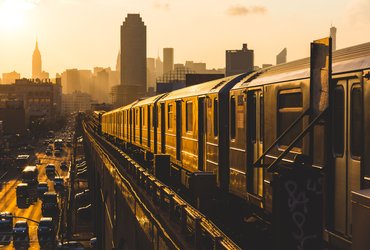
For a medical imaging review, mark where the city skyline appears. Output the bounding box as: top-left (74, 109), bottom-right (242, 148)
top-left (0, 0), bottom-right (369, 78)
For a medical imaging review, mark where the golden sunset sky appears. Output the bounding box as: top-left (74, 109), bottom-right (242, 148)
top-left (0, 0), bottom-right (369, 78)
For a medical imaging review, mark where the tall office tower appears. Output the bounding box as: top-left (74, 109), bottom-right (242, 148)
top-left (32, 40), bottom-right (42, 79)
top-left (116, 51), bottom-right (120, 72)
top-left (147, 58), bottom-right (156, 90)
top-left (330, 26), bottom-right (337, 51)
top-left (163, 48), bottom-right (174, 74)
top-left (226, 43), bottom-right (254, 76)
top-left (119, 14), bottom-right (147, 106)
top-left (276, 48), bottom-right (287, 65)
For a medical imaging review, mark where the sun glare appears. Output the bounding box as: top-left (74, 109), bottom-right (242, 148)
top-left (0, 0), bottom-right (36, 31)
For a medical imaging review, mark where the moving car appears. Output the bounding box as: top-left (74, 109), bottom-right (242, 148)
top-left (60, 161), bottom-right (69, 171)
top-left (37, 182), bottom-right (49, 197)
top-left (16, 183), bottom-right (30, 208)
top-left (54, 177), bottom-right (64, 192)
top-left (46, 164), bottom-right (56, 178)
top-left (54, 149), bottom-right (62, 157)
top-left (21, 166), bottom-right (38, 185)
top-left (37, 217), bottom-right (55, 243)
top-left (42, 192), bottom-right (58, 217)
top-left (12, 221), bottom-right (29, 241)
top-left (0, 212), bottom-right (13, 233)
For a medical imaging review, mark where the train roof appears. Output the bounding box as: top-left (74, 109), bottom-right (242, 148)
top-left (232, 41), bottom-right (370, 90)
top-left (103, 100), bottom-right (138, 116)
top-left (132, 93), bottom-right (168, 108)
top-left (159, 74), bottom-right (248, 102)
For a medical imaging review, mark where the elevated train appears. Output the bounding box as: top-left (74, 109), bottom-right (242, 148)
top-left (100, 39), bottom-right (370, 248)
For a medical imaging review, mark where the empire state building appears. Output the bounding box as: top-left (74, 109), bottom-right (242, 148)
top-left (32, 40), bottom-right (42, 79)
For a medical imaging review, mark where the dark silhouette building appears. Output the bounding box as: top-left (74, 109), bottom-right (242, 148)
top-left (226, 44), bottom-right (254, 76)
top-left (118, 14), bottom-right (147, 106)
top-left (163, 48), bottom-right (174, 74)
top-left (276, 48), bottom-right (287, 65)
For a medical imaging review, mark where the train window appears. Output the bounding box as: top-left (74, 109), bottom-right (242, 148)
top-left (186, 101), bottom-right (193, 132)
top-left (214, 99), bottom-right (218, 137)
top-left (230, 96), bottom-right (236, 139)
top-left (167, 104), bottom-right (173, 129)
top-left (333, 85), bottom-right (344, 156)
top-left (278, 89), bottom-right (303, 148)
top-left (351, 85), bottom-right (362, 158)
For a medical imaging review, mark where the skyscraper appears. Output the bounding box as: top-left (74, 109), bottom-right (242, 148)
top-left (118, 13), bottom-right (147, 106)
top-left (32, 40), bottom-right (42, 79)
top-left (155, 56), bottom-right (163, 77)
top-left (330, 26), bottom-right (337, 51)
top-left (163, 48), bottom-right (174, 74)
top-left (276, 48), bottom-right (287, 65)
top-left (226, 44), bottom-right (254, 76)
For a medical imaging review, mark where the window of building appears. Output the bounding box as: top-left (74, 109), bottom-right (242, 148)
top-left (277, 89), bottom-right (303, 148)
top-left (167, 104), bottom-right (173, 129)
top-left (333, 85), bottom-right (344, 156)
top-left (214, 99), bottom-right (218, 137)
top-left (186, 101), bottom-right (193, 132)
top-left (351, 84), bottom-right (362, 158)
top-left (230, 96), bottom-right (236, 139)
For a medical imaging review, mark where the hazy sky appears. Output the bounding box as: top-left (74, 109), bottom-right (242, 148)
top-left (0, 0), bottom-right (370, 78)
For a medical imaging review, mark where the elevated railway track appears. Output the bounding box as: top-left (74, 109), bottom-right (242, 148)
top-left (82, 119), bottom-right (241, 249)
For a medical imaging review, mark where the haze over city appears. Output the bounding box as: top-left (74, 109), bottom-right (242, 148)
top-left (1, 0), bottom-right (370, 77)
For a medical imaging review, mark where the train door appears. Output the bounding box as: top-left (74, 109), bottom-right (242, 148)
top-left (176, 100), bottom-right (182, 160)
top-left (247, 89), bottom-right (264, 197)
top-left (198, 97), bottom-right (206, 171)
top-left (130, 109), bottom-right (133, 143)
top-left (161, 103), bottom-right (166, 153)
top-left (148, 106), bottom-right (151, 148)
top-left (333, 77), bottom-right (362, 237)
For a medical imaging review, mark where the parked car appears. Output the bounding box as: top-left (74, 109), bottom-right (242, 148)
top-left (77, 204), bottom-right (92, 221)
top-left (76, 170), bottom-right (88, 180)
top-left (37, 182), bottom-right (49, 197)
top-left (37, 217), bottom-right (55, 243)
top-left (75, 189), bottom-right (90, 206)
top-left (76, 166), bottom-right (87, 173)
top-left (90, 237), bottom-right (97, 249)
top-left (0, 212), bottom-right (13, 233)
top-left (12, 221), bottom-right (29, 241)
top-left (56, 241), bottom-right (84, 249)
